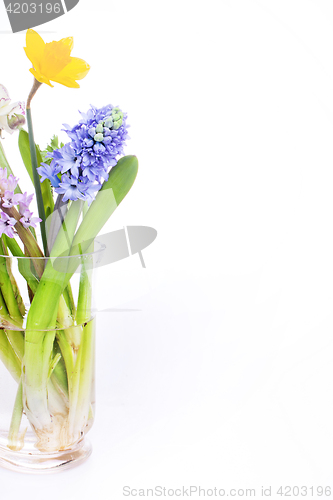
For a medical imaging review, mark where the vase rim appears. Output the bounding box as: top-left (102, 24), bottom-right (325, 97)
top-left (3, 315), bottom-right (96, 333)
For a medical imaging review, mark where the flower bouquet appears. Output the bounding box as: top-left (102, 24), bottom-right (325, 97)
top-left (0, 29), bottom-right (138, 472)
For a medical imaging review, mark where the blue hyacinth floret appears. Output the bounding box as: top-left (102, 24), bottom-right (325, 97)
top-left (38, 104), bottom-right (129, 204)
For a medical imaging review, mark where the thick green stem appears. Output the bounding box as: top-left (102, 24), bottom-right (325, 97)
top-left (58, 296), bottom-right (81, 352)
top-left (68, 319), bottom-right (95, 438)
top-left (68, 209), bottom-right (93, 432)
top-left (56, 330), bottom-right (74, 380)
top-left (76, 243), bottom-right (93, 326)
top-left (51, 342), bottom-right (69, 399)
top-left (23, 329), bottom-right (56, 429)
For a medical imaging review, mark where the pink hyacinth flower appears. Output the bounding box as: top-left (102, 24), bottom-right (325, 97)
top-left (2, 190), bottom-right (23, 208)
top-left (18, 192), bottom-right (34, 215)
top-left (19, 210), bottom-right (42, 229)
top-left (0, 212), bottom-right (16, 238)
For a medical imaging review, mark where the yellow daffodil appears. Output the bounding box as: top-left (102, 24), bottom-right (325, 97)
top-left (24, 29), bottom-right (90, 88)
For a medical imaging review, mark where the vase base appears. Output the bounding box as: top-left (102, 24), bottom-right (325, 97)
top-left (0, 438), bottom-right (92, 474)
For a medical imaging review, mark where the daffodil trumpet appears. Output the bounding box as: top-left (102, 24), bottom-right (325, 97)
top-left (0, 28), bottom-right (138, 468)
top-left (24, 29), bottom-right (90, 89)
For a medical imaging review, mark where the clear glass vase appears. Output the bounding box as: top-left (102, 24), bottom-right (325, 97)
top-left (0, 243), bottom-right (104, 473)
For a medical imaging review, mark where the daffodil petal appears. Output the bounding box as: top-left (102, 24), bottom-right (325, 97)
top-left (25, 29), bottom-right (45, 73)
top-left (29, 68), bottom-right (53, 87)
top-left (59, 36), bottom-right (74, 53)
top-left (56, 57), bottom-right (90, 81)
top-left (49, 75), bottom-right (80, 88)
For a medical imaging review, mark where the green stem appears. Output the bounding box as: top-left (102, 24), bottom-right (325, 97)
top-left (69, 319), bottom-right (95, 438)
top-left (0, 288), bottom-right (9, 322)
top-left (0, 290), bottom-right (23, 366)
top-left (23, 329), bottom-right (56, 430)
top-left (0, 255), bottom-right (23, 325)
top-left (5, 329), bottom-right (24, 364)
top-left (3, 234), bottom-right (40, 293)
top-left (1, 237), bottom-right (25, 316)
top-left (75, 269), bottom-right (92, 325)
top-left (0, 329), bottom-right (21, 382)
top-left (7, 379), bottom-right (25, 451)
top-left (63, 284), bottom-right (76, 317)
top-left (57, 296), bottom-right (81, 352)
top-left (76, 240), bottom-right (93, 326)
top-left (51, 343), bottom-right (69, 400)
top-left (1, 205), bottom-right (44, 277)
top-left (26, 107), bottom-right (47, 254)
top-left (48, 352), bottom-right (61, 379)
top-left (0, 288), bottom-right (22, 330)
top-left (18, 129), bottom-right (54, 222)
top-left (56, 330), bottom-right (74, 380)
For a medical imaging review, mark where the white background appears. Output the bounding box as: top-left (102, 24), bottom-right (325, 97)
top-left (1, 0), bottom-right (333, 497)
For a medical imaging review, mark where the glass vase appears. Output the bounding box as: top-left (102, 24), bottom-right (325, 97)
top-left (0, 243), bottom-right (103, 473)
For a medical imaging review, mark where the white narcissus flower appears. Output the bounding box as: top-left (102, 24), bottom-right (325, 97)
top-left (0, 84), bottom-right (25, 135)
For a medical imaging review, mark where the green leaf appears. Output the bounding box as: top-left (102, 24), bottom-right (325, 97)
top-left (71, 155), bottom-right (139, 254)
top-left (0, 141), bottom-right (22, 194)
top-left (7, 379), bottom-right (24, 451)
top-left (0, 239), bottom-right (24, 325)
top-left (42, 135), bottom-right (63, 163)
top-left (49, 135), bottom-right (61, 151)
top-left (1, 237), bottom-right (25, 317)
top-left (48, 353), bottom-right (61, 380)
top-left (3, 234), bottom-right (39, 294)
top-left (18, 129), bottom-right (54, 220)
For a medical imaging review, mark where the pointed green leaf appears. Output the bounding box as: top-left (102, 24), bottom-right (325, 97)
top-left (18, 129), bottom-right (54, 219)
top-left (0, 141), bottom-right (22, 194)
